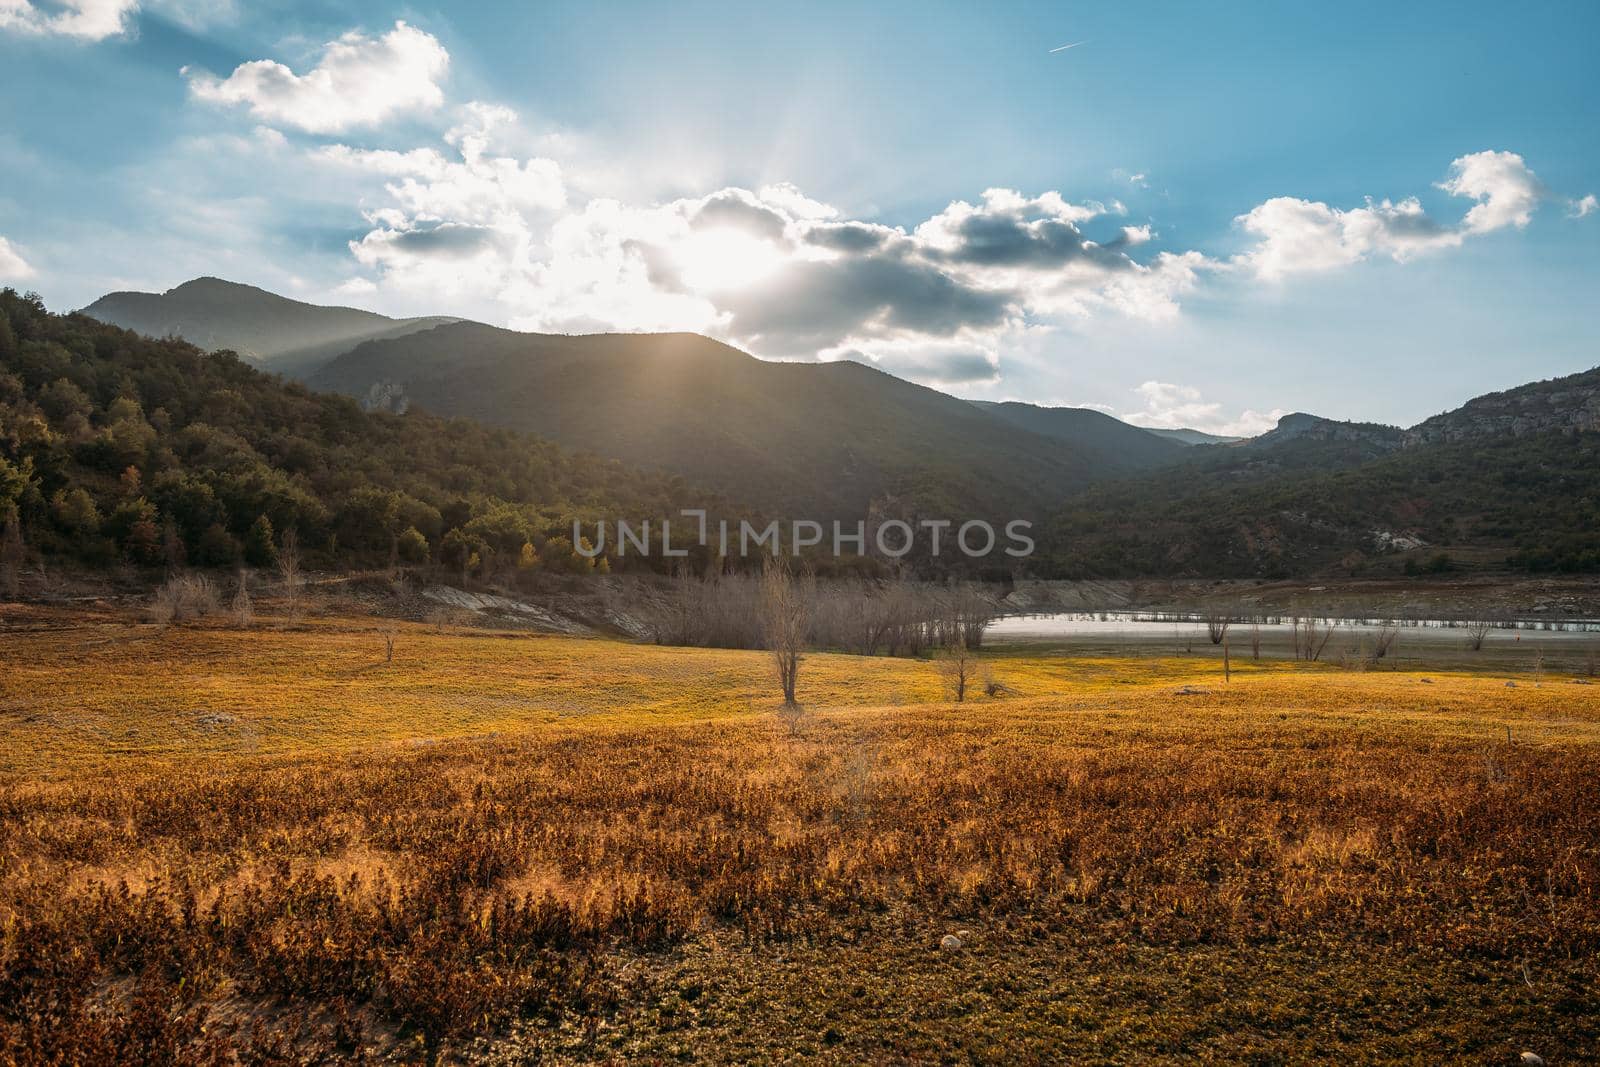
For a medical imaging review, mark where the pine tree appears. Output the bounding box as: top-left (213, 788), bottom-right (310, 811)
top-left (244, 515), bottom-right (278, 568)
top-left (197, 523), bottom-right (239, 567)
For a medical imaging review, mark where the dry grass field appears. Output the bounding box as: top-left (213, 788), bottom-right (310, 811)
top-left (1, 606), bottom-right (1597, 1063)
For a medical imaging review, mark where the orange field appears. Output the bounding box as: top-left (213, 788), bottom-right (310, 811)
top-left (1, 609), bottom-right (1596, 1062)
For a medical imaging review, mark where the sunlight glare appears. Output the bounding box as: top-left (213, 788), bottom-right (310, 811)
top-left (674, 228), bottom-right (786, 292)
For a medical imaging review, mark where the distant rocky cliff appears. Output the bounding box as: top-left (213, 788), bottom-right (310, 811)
top-left (1252, 412), bottom-right (1404, 449)
top-left (1247, 366), bottom-right (1600, 455)
top-left (1405, 366), bottom-right (1600, 445)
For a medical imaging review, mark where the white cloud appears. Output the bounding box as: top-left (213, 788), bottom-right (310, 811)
top-left (1570, 194), bottom-right (1598, 219)
top-left (756, 182), bottom-right (838, 221)
top-left (186, 20), bottom-right (448, 134)
top-left (1436, 150), bottom-right (1543, 234)
top-left (1234, 195), bottom-right (1463, 280)
top-left (0, 0), bottom-right (137, 39)
top-left (166, 71), bottom-right (1580, 395)
top-left (1234, 150), bottom-right (1560, 281)
top-left (0, 235), bottom-right (36, 281)
top-left (0, 0), bottom-right (232, 39)
top-left (321, 117), bottom-right (1215, 362)
top-left (1122, 380), bottom-right (1284, 437)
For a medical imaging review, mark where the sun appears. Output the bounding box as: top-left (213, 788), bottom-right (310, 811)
top-left (673, 228), bottom-right (787, 292)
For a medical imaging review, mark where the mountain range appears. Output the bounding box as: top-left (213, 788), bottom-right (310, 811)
top-left (84, 279), bottom-right (1210, 519)
top-left (83, 278), bottom-right (458, 380)
top-left (69, 277), bottom-right (1600, 576)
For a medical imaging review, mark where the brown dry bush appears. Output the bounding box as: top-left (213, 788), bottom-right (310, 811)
top-left (148, 574), bottom-right (221, 626)
top-left (0, 714), bottom-right (1597, 1060)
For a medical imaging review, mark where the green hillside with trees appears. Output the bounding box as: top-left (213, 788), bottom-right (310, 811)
top-left (307, 321), bottom-right (1172, 520)
top-left (1040, 427), bottom-right (1600, 577)
top-left (0, 290), bottom-right (715, 585)
top-left (8, 283), bottom-right (1599, 585)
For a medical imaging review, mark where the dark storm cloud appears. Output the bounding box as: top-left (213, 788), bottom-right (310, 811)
top-left (721, 248), bottom-right (1015, 355)
top-left (928, 212), bottom-right (1132, 270)
top-left (802, 222), bottom-right (891, 253)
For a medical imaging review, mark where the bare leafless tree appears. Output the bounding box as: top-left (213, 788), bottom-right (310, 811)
top-left (1310, 620), bottom-right (1336, 662)
top-left (1250, 623), bottom-right (1262, 661)
top-left (1293, 616), bottom-right (1336, 662)
top-left (1371, 625), bottom-right (1398, 664)
top-left (1466, 619), bottom-right (1493, 652)
top-left (277, 528), bottom-right (303, 624)
top-left (231, 569), bottom-right (253, 629)
top-left (761, 562), bottom-right (810, 707)
top-left (1205, 610), bottom-right (1232, 646)
top-left (942, 584), bottom-right (995, 650)
top-left (382, 620), bottom-right (397, 664)
top-left (648, 564), bottom-right (700, 646)
top-left (937, 637), bottom-right (978, 702)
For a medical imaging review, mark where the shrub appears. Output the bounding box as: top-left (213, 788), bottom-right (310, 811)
top-left (149, 574), bottom-right (220, 625)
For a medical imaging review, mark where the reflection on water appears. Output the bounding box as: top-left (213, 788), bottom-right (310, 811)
top-left (988, 611), bottom-right (1600, 642)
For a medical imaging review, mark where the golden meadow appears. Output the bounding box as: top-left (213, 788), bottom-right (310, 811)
top-left (1, 606), bottom-right (1596, 1062)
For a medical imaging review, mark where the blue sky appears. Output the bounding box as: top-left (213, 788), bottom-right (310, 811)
top-left (1, 0), bottom-right (1596, 433)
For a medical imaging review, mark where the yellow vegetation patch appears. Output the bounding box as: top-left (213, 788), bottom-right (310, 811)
top-left (1, 612), bottom-right (1597, 1061)
top-left (2, 615), bottom-right (1597, 778)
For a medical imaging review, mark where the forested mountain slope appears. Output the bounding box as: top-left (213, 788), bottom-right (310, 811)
top-left (0, 290), bottom-right (710, 577)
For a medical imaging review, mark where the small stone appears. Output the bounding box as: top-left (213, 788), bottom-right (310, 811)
top-left (957, 928), bottom-right (973, 941)
top-left (1521, 1053), bottom-right (1545, 1067)
top-left (1506, 681), bottom-right (1517, 688)
top-left (939, 934), bottom-right (962, 951)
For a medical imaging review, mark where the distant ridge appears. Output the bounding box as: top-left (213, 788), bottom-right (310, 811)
top-left (71, 278), bottom-right (1600, 569)
top-left (307, 321), bottom-right (1161, 518)
top-left (971, 400), bottom-right (1189, 472)
top-left (1405, 365), bottom-right (1600, 444)
top-left (1144, 427), bottom-right (1241, 446)
top-left (81, 277), bottom-right (457, 379)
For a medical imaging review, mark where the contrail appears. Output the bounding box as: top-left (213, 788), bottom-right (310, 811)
top-left (1049, 40), bottom-right (1087, 53)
